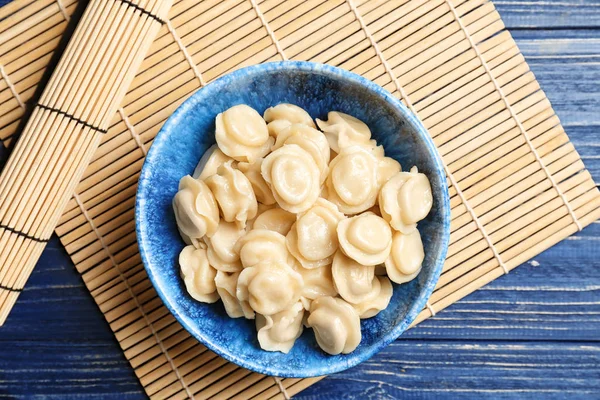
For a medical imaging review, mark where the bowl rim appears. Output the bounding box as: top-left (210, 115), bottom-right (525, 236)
top-left (136, 60), bottom-right (451, 378)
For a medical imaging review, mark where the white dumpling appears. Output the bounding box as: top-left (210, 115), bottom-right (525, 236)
top-left (384, 229), bottom-right (424, 284)
top-left (238, 159), bottom-right (276, 205)
top-left (173, 175), bottom-right (219, 241)
top-left (193, 144), bottom-right (235, 180)
top-left (272, 124), bottom-right (330, 183)
top-left (261, 144), bottom-right (321, 213)
top-left (377, 156), bottom-right (401, 188)
top-left (316, 111), bottom-right (371, 153)
top-left (251, 207), bottom-right (296, 236)
top-left (292, 263), bottom-right (337, 305)
top-left (204, 221), bottom-right (245, 272)
top-left (352, 276), bottom-right (393, 319)
top-left (379, 166), bottom-right (433, 234)
top-left (206, 161), bottom-right (258, 228)
top-left (214, 270), bottom-right (246, 318)
top-left (215, 104), bottom-right (274, 162)
top-left (331, 250), bottom-right (378, 304)
top-left (263, 103), bottom-right (316, 128)
top-left (286, 199), bottom-right (345, 269)
top-left (179, 244), bottom-right (219, 303)
top-left (256, 301), bottom-right (304, 353)
top-left (325, 146), bottom-right (379, 214)
top-left (234, 229), bottom-right (292, 268)
top-left (307, 296), bottom-right (361, 355)
top-left (337, 212), bottom-right (393, 266)
top-left (267, 119), bottom-right (292, 138)
top-left (236, 260), bottom-right (304, 316)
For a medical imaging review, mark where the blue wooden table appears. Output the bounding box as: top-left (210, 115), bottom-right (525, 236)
top-left (1, 1), bottom-right (599, 398)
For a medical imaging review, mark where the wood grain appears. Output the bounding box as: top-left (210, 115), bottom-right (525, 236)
top-left (0, 0), bottom-right (599, 399)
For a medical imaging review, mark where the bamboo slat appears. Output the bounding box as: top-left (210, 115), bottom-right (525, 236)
top-left (1, 0), bottom-right (599, 399)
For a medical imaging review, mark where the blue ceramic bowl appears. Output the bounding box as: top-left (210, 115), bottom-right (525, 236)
top-left (136, 61), bottom-right (450, 378)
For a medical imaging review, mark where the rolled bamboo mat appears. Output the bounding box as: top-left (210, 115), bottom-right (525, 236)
top-left (2, 0), bottom-right (600, 399)
top-left (0, 0), bottom-right (173, 324)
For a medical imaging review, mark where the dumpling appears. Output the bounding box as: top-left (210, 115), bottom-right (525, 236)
top-left (286, 199), bottom-right (345, 269)
top-left (251, 207), bottom-right (296, 235)
top-left (193, 144), bottom-right (234, 180)
top-left (325, 146), bottom-right (379, 214)
top-left (352, 276), bottom-right (393, 319)
top-left (307, 296), bottom-right (361, 355)
top-left (337, 212), bottom-right (392, 266)
top-left (234, 229), bottom-right (292, 268)
top-left (236, 260), bottom-right (304, 316)
top-left (214, 270), bottom-right (247, 318)
top-left (292, 263), bottom-right (337, 306)
top-left (377, 156), bottom-right (401, 188)
top-left (256, 301), bottom-right (304, 353)
top-left (379, 166), bottom-right (433, 233)
top-left (206, 161), bottom-right (257, 228)
top-left (331, 250), bottom-right (378, 304)
top-left (384, 229), bottom-right (424, 284)
top-left (215, 104), bottom-right (274, 162)
top-left (273, 124), bottom-right (330, 183)
top-left (204, 221), bottom-right (245, 272)
top-left (173, 175), bottom-right (219, 241)
top-left (238, 159), bottom-right (276, 205)
top-left (263, 103), bottom-right (315, 128)
top-left (261, 144), bottom-right (320, 213)
top-left (179, 244), bottom-right (219, 303)
top-left (267, 119), bottom-right (292, 138)
top-left (316, 111), bottom-right (371, 153)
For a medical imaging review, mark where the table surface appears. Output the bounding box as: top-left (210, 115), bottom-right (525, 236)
top-left (1, 0), bottom-right (600, 398)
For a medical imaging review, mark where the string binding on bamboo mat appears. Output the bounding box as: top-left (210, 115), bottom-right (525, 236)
top-left (348, 0), bottom-right (509, 275)
top-left (166, 20), bottom-right (206, 87)
top-left (73, 193), bottom-right (195, 400)
top-left (445, 0), bottom-right (583, 232)
top-left (0, 224), bottom-right (48, 243)
top-left (36, 103), bottom-right (108, 133)
top-left (56, 0), bottom-right (70, 21)
top-left (0, 65), bottom-right (25, 110)
top-left (118, 107), bottom-right (147, 156)
top-left (115, 0), bottom-right (165, 24)
top-left (426, 301), bottom-right (436, 317)
top-left (250, 0), bottom-right (287, 61)
top-left (273, 376), bottom-right (291, 400)
top-left (0, 283), bottom-right (22, 293)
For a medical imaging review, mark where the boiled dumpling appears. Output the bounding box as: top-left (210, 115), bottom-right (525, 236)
top-left (236, 260), bottom-right (304, 316)
top-left (325, 146), bottom-right (379, 214)
top-left (215, 270), bottom-right (248, 318)
top-left (251, 207), bottom-right (296, 236)
top-left (238, 159), bottom-right (276, 205)
top-left (273, 124), bottom-right (330, 183)
top-left (377, 156), bottom-right (401, 188)
top-left (193, 144), bottom-right (234, 180)
top-left (379, 166), bottom-right (433, 233)
top-left (234, 229), bottom-right (292, 268)
top-left (263, 103), bottom-right (315, 128)
top-left (331, 250), bottom-right (378, 304)
top-left (384, 229), bottom-right (424, 284)
top-left (292, 263), bottom-right (337, 307)
top-left (256, 301), bottom-right (304, 353)
top-left (286, 199), bottom-right (345, 269)
top-left (215, 104), bottom-right (274, 162)
top-left (204, 221), bottom-right (245, 272)
top-left (267, 119), bottom-right (292, 138)
top-left (173, 175), bottom-right (219, 241)
top-left (206, 161), bottom-right (257, 228)
top-left (307, 296), bottom-right (361, 355)
top-left (316, 111), bottom-right (371, 153)
top-left (179, 244), bottom-right (219, 303)
top-left (351, 276), bottom-right (393, 318)
top-left (337, 212), bottom-right (392, 266)
top-left (261, 144), bottom-right (320, 213)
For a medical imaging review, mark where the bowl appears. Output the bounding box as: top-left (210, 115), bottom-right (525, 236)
top-left (136, 61), bottom-right (450, 378)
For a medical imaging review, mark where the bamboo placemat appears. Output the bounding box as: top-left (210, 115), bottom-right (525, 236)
top-left (2, 0), bottom-right (600, 398)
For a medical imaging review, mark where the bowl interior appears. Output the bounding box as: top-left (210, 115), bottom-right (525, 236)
top-left (136, 61), bottom-right (450, 377)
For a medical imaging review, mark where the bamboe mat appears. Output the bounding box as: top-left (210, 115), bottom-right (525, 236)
top-left (2, 0), bottom-right (600, 398)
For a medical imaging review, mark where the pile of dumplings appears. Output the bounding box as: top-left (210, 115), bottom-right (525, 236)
top-left (173, 103), bottom-right (433, 355)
